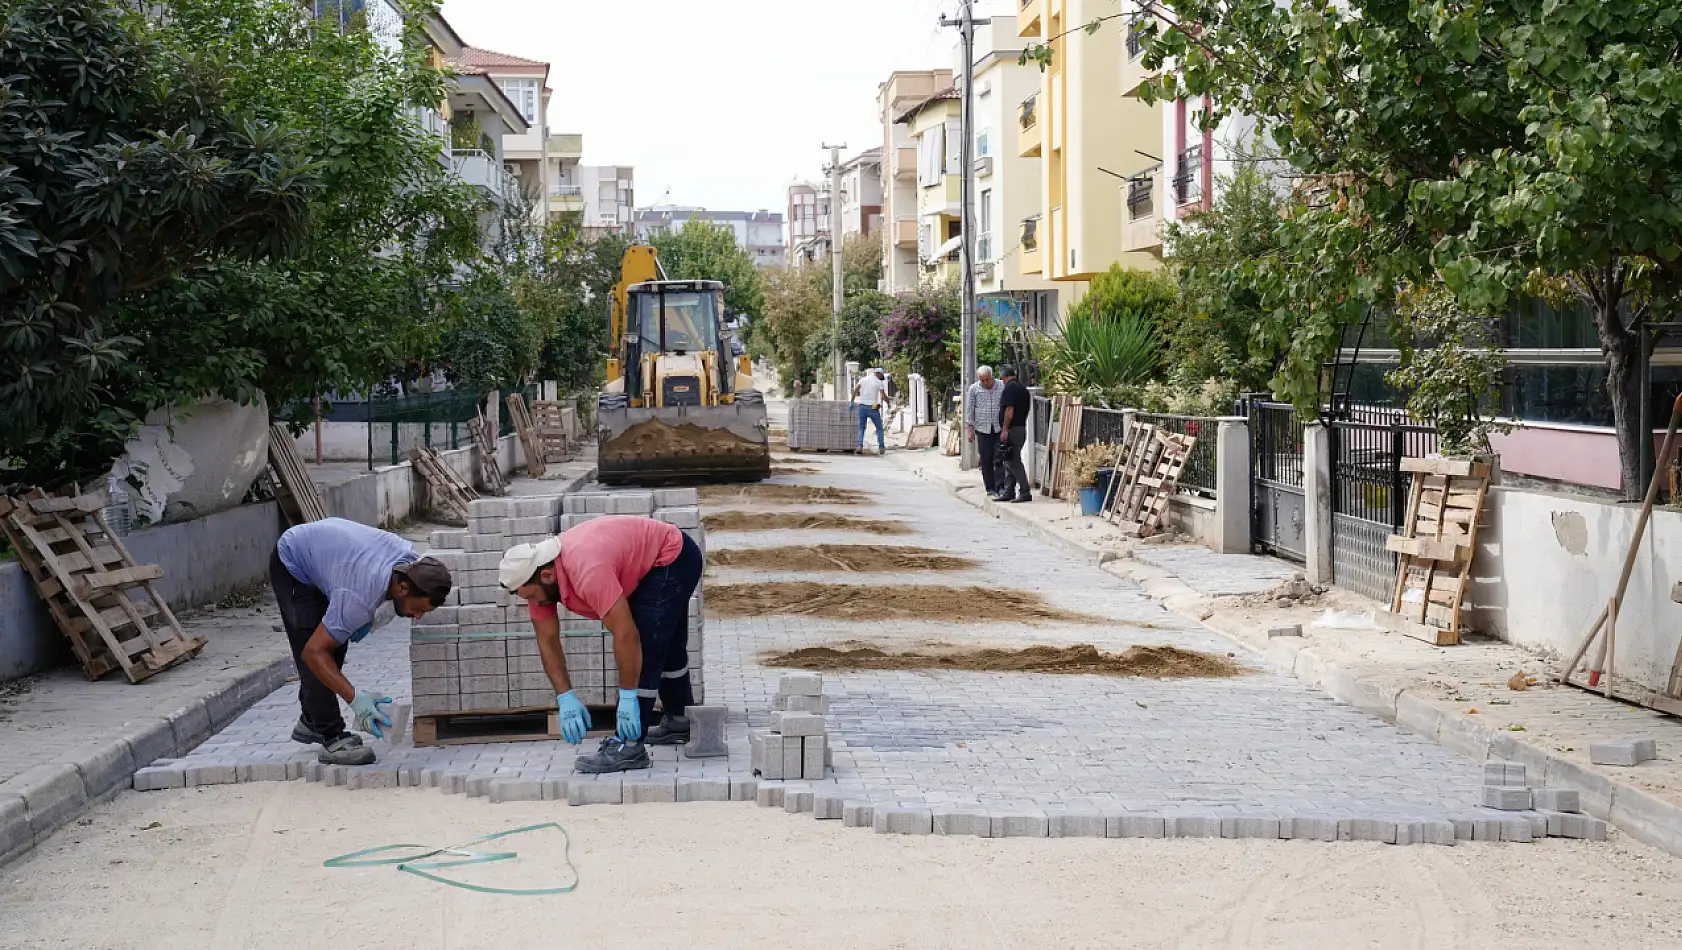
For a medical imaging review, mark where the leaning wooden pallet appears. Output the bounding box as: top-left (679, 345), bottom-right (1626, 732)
top-left (504, 393), bottom-right (547, 478)
top-left (1102, 420), bottom-right (1159, 522)
top-left (1384, 457), bottom-right (1493, 646)
top-left (267, 423), bottom-right (327, 525)
top-left (1106, 424), bottom-right (1196, 537)
top-left (529, 399), bottom-right (571, 463)
top-left (0, 489), bottom-right (206, 683)
top-left (409, 447), bottom-right (478, 521)
top-left (466, 412), bottom-right (506, 496)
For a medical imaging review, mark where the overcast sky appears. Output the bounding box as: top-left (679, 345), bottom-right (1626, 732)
top-left (440, 0), bottom-right (1013, 216)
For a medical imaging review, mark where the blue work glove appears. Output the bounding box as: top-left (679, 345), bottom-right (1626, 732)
top-left (615, 688), bottom-right (642, 742)
top-left (349, 689), bottom-right (393, 739)
top-left (555, 691), bottom-right (589, 745)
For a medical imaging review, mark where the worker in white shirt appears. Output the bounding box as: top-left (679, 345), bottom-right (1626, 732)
top-left (853, 367), bottom-right (890, 455)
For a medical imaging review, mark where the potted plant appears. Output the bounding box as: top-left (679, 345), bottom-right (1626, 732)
top-left (1066, 442), bottom-right (1122, 516)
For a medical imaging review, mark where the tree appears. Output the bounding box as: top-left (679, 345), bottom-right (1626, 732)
top-left (1065, 265), bottom-right (1177, 327)
top-left (1127, 0), bottom-right (1682, 496)
top-left (881, 282), bottom-right (963, 401)
top-left (760, 264), bottom-right (829, 394)
top-left (805, 289), bottom-right (893, 374)
top-left (650, 219), bottom-right (766, 321)
top-left (0, 0), bottom-right (319, 485)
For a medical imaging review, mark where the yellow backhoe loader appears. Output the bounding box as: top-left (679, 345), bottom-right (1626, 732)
top-left (596, 245), bottom-right (770, 485)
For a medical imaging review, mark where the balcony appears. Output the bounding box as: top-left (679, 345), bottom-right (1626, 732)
top-left (1017, 94), bottom-right (1042, 158)
top-left (893, 146), bottom-right (917, 181)
top-left (1127, 165), bottom-right (1158, 221)
top-left (1121, 17), bottom-right (1164, 96)
top-left (894, 217), bottom-right (918, 249)
top-left (1019, 217), bottom-right (1042, 274)
top-left (449, 149), bottom-right (503, 198)
top-left (549, 184), bottom-right (584, 213)
top-left (547, 133), bottom-right (583, 160)
top-left (1124, 166), bottom-right (1162, 254)
top-left (1018, 0), bottom-right (1042, 37)
top-left (1175, 145), bottom-right (1205, 207)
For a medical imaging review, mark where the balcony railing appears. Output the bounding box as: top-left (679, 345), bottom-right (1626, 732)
top-left (1020, 216), bottom-right (1039, 251)
top-left (1126, 19), bottom-right (1146, 58)
top-left (551, 185), bottom-right (583, 197)
top-left (1019, 94), bottom-right (1038, 130)
top-left (1128, 163), bottom-right (1158, 219)
top-left (1174, 145), bottom-right (1204, 206)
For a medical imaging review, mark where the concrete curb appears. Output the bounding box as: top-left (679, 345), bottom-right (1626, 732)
top-left (0, 652), bottom-right (294, 868)
top-left (892, 449), bottom-right (1682, 858)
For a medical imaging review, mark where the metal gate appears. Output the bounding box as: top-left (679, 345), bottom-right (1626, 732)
top-left (1247, 399), bottom-right (1306, 562)
top-left (1328, 415), bottom-right (1438, 601)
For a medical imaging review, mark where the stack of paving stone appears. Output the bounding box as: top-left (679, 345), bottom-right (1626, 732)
top-left (787, 400), bottom-right (858, 452)
top-left (1480, 761), bottom-right (1607, 840)
top-left (412, 488), bottom-right (706, 714)
top-left (750, 673), bottom-right (829, 780)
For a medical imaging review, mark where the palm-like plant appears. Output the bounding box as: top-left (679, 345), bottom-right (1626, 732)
top-left (1045, 308), bottom-right (1160, 406)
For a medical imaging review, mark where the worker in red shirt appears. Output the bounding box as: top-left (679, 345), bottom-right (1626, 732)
top-left (497, 515), bottom-right (703, 773)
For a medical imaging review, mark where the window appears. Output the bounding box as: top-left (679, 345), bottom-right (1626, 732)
top-left (498, 78), bottom-right (539, 124)
top-left (978, 189), bottom-right (992, 239)
top-left (917, 131), bottom-right (945, 187)
top-left (976, 128), bottom-right (991, 158)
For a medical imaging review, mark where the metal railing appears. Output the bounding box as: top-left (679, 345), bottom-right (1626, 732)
top-left (351, 385), bottom-right (539, 467)
top-left (1128, 165), bottom-right (1158, 219)
top-left (1019, 95), bottom-right (1038, 130)
top-left (1127, 19), bottom-right (1146, 58)
top-left (1174, 145), bottom-right (1203, 206)
top-left (1132, 412), bottom-right (1220, 497)
top-left (552, 184), bottom-right (583, 197)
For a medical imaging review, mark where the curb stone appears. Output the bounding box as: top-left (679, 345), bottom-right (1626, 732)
top-left (893, 450), bottom-right (1682, 860)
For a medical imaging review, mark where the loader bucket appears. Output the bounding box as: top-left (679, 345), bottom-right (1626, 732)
top-left (597, 401), bottom-right (771, 485)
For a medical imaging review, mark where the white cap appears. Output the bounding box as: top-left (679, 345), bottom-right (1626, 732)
top-left (498, 537), bottom-right (562, 592)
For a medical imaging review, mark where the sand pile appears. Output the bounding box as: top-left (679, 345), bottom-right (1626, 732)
top-left (708, 544), bottom-right (977, 573)
top-left (699, 484), bottom-right (870, 506)
top-left (703, 512), bottom-right (908, 535)
top-left (706, 582), bottom-right (1097, 623)
top-left (762, 643), bottom-right (1246, 678)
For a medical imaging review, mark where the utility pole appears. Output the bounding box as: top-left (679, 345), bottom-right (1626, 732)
top-left (942, 1), bottom-right (987, 469)
top-left (822, 144), bottom-right (846, 396)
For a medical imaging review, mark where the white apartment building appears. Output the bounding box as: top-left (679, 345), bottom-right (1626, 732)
top-left (877, 69), bottom-right (954, 292)
top-left (837, 148), bottom-right (884, 241)
top-left (449, 46), bottom-right (589, 224)
top-left (786, 182), bottom-right (831, 265)
top-left (961, 15), bottom-right (1063, 331)
top-left (579, 165), bottom-right (636, 236)
top-left (633, 206), bottom-right (786, 270)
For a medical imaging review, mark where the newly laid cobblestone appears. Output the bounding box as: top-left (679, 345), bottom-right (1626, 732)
top-left (134, 456), bottom-right (1579, 844)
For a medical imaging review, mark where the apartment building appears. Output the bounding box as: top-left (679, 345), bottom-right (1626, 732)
top-left (837, 148), bottom-right (884, 241)
top-left (579, 165), bottom-right (636, 236)
top-left (1018, 0), bottom-right (1162, 281)
top-left (962, 15), bottom-right (1064, 332)
top-left (895, 87), bottom-right (963, 286)
top-left (446, 46), bottom-right (588, 224)
top-left (633, 206), bottom-right (786, 270)
top-left (786, 181), bottom-right (831, 265)
top-left (877, 69), bottom-right (954, 292)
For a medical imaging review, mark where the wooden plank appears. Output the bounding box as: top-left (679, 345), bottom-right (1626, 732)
top-left (25, 493), bottom-right (108, 516)
top-left (73, 564), bottom-right (165, 600)
top-left (412, 706), bottom-right (562, 747)
top-left (1400, 457), bottom-right (1491, 478)
top-left (905, 423), bottom-right (939, 450)
top-left (1386, 535), bottom-right (1467, 561)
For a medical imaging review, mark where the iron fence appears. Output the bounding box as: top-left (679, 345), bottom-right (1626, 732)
top-left (1132, 412), bottom-right (1219, 497)
top-left (1078, 406), bottom-right (1130, 449)
top-left (357, 384), bottom-right (538, 467)
top-left (1328, 417), bottom-right (1440, 601)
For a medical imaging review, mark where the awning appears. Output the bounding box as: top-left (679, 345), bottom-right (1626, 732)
top-left (928, 234), bottom-right (964, 262)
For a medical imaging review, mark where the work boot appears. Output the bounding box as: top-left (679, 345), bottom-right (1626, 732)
top-left (644, 715), bottom-right (690, 746)
top-left (574, 737), bottom-right (651, 773)
top-left (317, 732), bottom-right (375, 766)
top-left (290, 717), bottom-right (327, 745)
top-left (1009, 493), bottom-right (1033, 504)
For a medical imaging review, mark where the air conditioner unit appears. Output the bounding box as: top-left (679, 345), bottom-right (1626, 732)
top-left (975, 156), bottom-right (995, 178)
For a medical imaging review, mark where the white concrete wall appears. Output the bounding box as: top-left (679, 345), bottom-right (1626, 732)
top-left (1472, 487), bottom-right (1682, 694)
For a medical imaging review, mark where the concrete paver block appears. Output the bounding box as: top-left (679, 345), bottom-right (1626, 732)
top-left (238, 762), bottom-right (293, 783)
top-left (676, 777), bottom-right (730, 802)
top-left (349, 769), bottom-right (398, 791)
top-left (841, 801), bottom-right (874, 828)
top-left (1282, 816), bottom-right (1339, 841)
top-left (625, 778), bottom-right (677, 803)
top-left (568, 779), bottom-right (623, 806)
top-left (1590, 738), bottom-right (1657, 767)
top-left (729, 777), bottom-right (758, 802)
top-left (132, 766), bottom-right (184, 791)
top-left (991, 811), bottom-right (1049, 838)
top-left (1109, 814), bottom-right (1165, 839)
top-left (184, 764), bottom-right (237, 787)
top-left (1222, 817), bottom-right (1281, 840)
top-left (801, 736), bottom-right (826, 779)
top-left (1482, 785), bottom-right (1532, 810)
top-left (1500, 818), bottom-right (1535, 843)
top-left (1344, 819), bottom-right (1397, 843)
top-left (681, 706), bottom-right (728, 758)
top-left (781, 694), bottom-right (829, 714)
top-left (120, 719), bottom-right (178, 773)
top-left (1482, 761), bottom-right (1526, 787)
top-left (1267, 625), bottom-right (1303, 638)
top-left (812, 793), bottom-right (846, 820)
top-left (68, 740), bottom-right (137, 800)
top-left (874, 807), bottom-right (934, 835)
top-left (489, 778), bottom-right (544, 803)
top-left (781, 739), bottom-right (802, 780)
top-left (783, 788), bottom-right (815, 814)
top-left (1533, 788), bottom-right (1580, 813)
top-left (931, 809), bottom-right (990, 837)
top-left (778, 673), bottom-right (823, 697)
top-left (1395, 820), bottom-right (1456, 846)
top-left (1469, 818), bottom-right (1503, 841)
top-left (165, 699), bottom-right (213, 751)
top-left (1166, 815), bottom-right (1222, 838)
top-left (755, 783), bottom-right (785, 808)
top-left (770, 712), bottom-right (826, 737)
top-left (0, 794), bottom-right (29, 858)
top-left (655, 488), bottom-right (699, 508)
top-left (541, 778), bottom-right (568, 800)
top-left (1048, 811), bottom-right (1107, 838)
top-left (1545, 811), bottom-right (1608, 840)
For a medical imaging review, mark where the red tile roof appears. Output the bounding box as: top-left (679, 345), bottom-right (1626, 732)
top-left (450, 45), bottom-right (549, 75)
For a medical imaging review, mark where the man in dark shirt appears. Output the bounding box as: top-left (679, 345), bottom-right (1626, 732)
top-left (996, 365), bottom-right (1033, 503)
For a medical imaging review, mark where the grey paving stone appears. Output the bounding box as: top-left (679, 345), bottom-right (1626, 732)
top-left (811, 792), bottom-right (846, 820)
top-left (1109, 814), bottom-right (1165, 839)
top-left (1500, 818), bottom-right (1534, 843)
top-left (132, 766), bottom-right (184, 792)
top-left (67, 741), bottom-right (136, 800)
top-left (349, 769), bottom-right (399, 791)
top-left (1282, 816), bottom-right (1340, 841)
top-left (1222, 817), bottom-right (1281, 840)
top-left (933, 809), bottom-right (992, 837)
top-left (1483, 785), bottom-right (1532, 810)
top-left (729, 776), bottom-right (759, 802)
top-left (0, 794), bottom-right (28, 857)
top-left (568, 779), bottom-right (623, 806)
top-left (1483, 761), bottom-right (1526, 787)
top-left (1533, 788), bottom-right (1581, 813)
top-left (755, 783), bottom-right (785, 808)
top-left (184, 764), bottom-right (237, 787)
top-left (466, 776), bottom-right (493, 798)
top-left (991, 811), bottom-right (1049, 838)
top-left (682, 706), bottom-right (728, 758)
top-left (1344, 819), bottom-right (1397, 843)
top-left (676, 777), bottom-right (730, 802)
top-left (489, 778), bottom-right (544, 802)
top-left (238, 762), bottom-right (293, 783)
top-left (782, 788), bottom-right (815, 814)
top-left (841, 801), bottom-right (874, 828)
top-left (1166, 815), bottom-right (1222, 838)
top-left (1048, 811), bottom-right (1107, 838)
top-left (771, 712), bottom-right (825, 737)
top-left (875, 807), bottom-right (934, 835)
top-left (120, 718), bottom-right (178, 773)
top-left (1590, 738), bottom-right (1657, 767)
top-left (778, 673), bottom-right (823, 697)
top-left (542, 777), bottom-right (569, 800)
top-left (625, 778), bottom-right (677, 803)
top-left (1396, 820), bottom-right (1456, 846)
top-left (1545, 811), bottom-right (1608, 841)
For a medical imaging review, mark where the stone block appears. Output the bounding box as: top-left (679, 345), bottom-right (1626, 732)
top-left (132, 766), bottom-right (184, 791)
top-left (812, 793), bottom-right (846, 820)
top-left (682, 705), bottom-right (728, 759)
top-left (1499, 818), bottom-right (1534, 843)
top-left (1470, 817), bottom-right (1503, 841)
top-left (70, 739), bottom-right (137, 800)
top-left (460, 674), bottom-right (510, 695)
top-left (0, 794), bottom-right (29, 857)
top-left (1395, 820), bottom-right (1456, 846)
top-left (607, 492), bottom-right (655, 515)
top-left (781, 694), bottom-right (829, 714)
top-left (1267, 624), bottom-right (1304, 638)
top-left (676, 777), bottom-right (730, 802)
top-left (755, 783), bottom-right (785, 808)
top-left (413, 693), bottom-right (458, 715)
top-left (1528, 812), bottom-right (1549, 837)
top-left (1482, 785), bottom-right (1532, 810)
top-left (1590, 738), bottom-right (1657, 767)
top-left (1166, 815), bottom-right (1222, 838)
top-left (431, 529), bottom-right (467, 549)
top-left (562, 493), bottom-right (609, 515)
top-left (1482, 761), bottom-right (1526, 787)
top-left (1222, 817), bottom-right (1281, 840)
top-left (778, 673), bottom-right (823, 697)
top-left (933, 809), bottom-right (992, 837)
top-left (459, 605), bottom-right (503, 628)
top-left (513, 498), bottom-right (560, 518)
top-left (1344, 819), bottom-right (1397, 843)
top-left (568, 778), bottom-right (623, 806)
top-left (874, 807), bottom-right (934, 835)
top-left (1048, 811), bottom-right (1107, 838)
top-left (461, 691), bottom-right (510, 711)
top-left (656, 507), bottom-right (701, 529)
top-left (1545, 811), bottom-right (1608, 840)
top-left (991, 811), bottom-right (1049, 838)
top-left (783, 788), bottom-right (815, 814)
top-left (771, 712), bottom-right (826, 737)
top-left (782, 737), bottom-right (803, 779)
top-left (348, 769), bottom-right (398, 791)
top-left (508, 516), bottom-right (552, 536)
top-left (468, 498), bottom-right (509, 518)
top-left (841, 801), bottom-right (874, 828)
top-left (1109, 814), bottom-right (1166, 839)
top-left (185, 764), bottom-right (237, 787)
top-left (488, 778), bottom-right (543, 803)
top-left (238, 763), bottom-right (294, 784)
top-left (730, 776), bottom-right (758, 801)
top-left (541, 778), bottom-right (568, 801)
top-left (1533, 788), bottom-right (1580, 813)
top-left (164, 699), bottom-right (213, 751)
top-left (460, 657), bottom-right (509, 677)
top-left (1281, 816), bottom-right (1339, 841)
top-left (466, 776), bottom-right (494, 797)
top-left (465, 533), bottom-right (507, 553)
top-left (801, 736), bottom-right (826, 779)
top-left (625, 778), bottom-right (677, 804)
top-left (120, 718), bottom-right (178, 773)
top-left (655, 488), bottom-right (699, 507)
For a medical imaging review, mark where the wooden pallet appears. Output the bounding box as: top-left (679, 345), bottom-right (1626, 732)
top-left (267, 423), bottom-right (327, 525)
top-left (0, 490), bottom-right (206, 683)
top-left (1385, 457), bottom-right (1492, 645)
top-left (905, 423), bottom-right (939, 450)
top-left (1102, 421), bottom-right (1196, 537)
top-left (466, 411), bottom-right (506, 496)
top-left (530, 400), bottom-right (571, 463)
top-left (505, 393), bottom-right (547, 478)
top-left (413, 705), bottom-right (562, 747)
top-left (409, 446), bottom-right (478, 521)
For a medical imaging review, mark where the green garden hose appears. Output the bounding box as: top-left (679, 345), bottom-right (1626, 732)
top-left (324, 821), bottom-right (578, 896)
